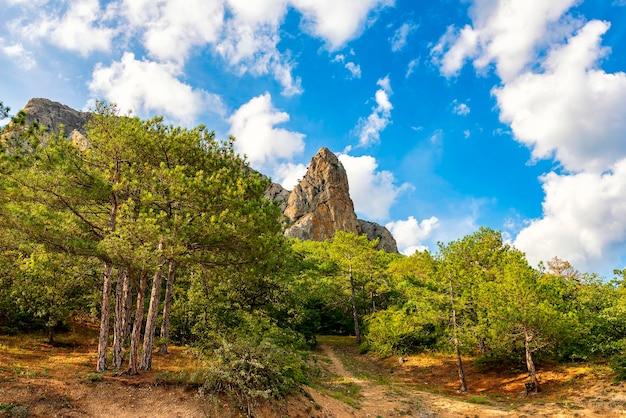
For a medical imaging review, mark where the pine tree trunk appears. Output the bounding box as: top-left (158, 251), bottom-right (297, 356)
top-left (159, 261), bottom-right (176, 354)
top-left (96, 261), bottom-right (113, 372)
top-left (478, 337), bottom-right (487, 355)
top-left (112, 269), bottom-right (127, 369)
top-left (141, 243), bottom-right (165, 371)
top-left (121, 269), bottom-right (133, 342)
top-left (128, 272), bottom-right (148, 375)
top-left (524, 329), bottom-right (540, 392)
top-left (449, 277), bottom-right (467, 392)
top-left (349, 267), bottom-right (361, 344)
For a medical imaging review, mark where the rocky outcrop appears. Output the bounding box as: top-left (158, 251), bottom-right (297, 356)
top-left (358, 220), bottom-right (398, 253)
top-left (284, 147), bottom-right (361, 241)
top-left (280, 147), bottom-right (398, 253)
top-left (263, 180), bottom-right (290, 213)
top-left (22, 98), bottom-right (91, 136)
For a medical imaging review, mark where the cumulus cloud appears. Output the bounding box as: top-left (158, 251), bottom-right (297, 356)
top-left (228, 92), bottom-right (305, 170)
top-left (5, 0), bottom-right (392, 98)
top-left (292, 0), bottom-right (393, 50)
top-left (215, 4), bottom-right (303, 96)
top-left (434, 0), bottom-right (626, 272)
top-left (273, 162), bottom-right (307, 190)
top-left (0, 40), bottom-right (36, 69)
top-left (18, 0), bottom-right (115, 56)
top-left (515, 161), bottom-right (626, 271)
top-left (89, 53), bottom-right (223, 125)
top-left (386, 216), bottom-right (440, 255)
top-left (494, 21), bottom-right (626, 173)
top-left (338, 153), bottom-right (412, 221)
top-left (121, 0), bottom-right (224, 64)
top-left (356, 76), bottom-right (393, 147)
top-left (431, 0), bottom-right (578, 82)
top-left (390, 22), bottom-right (418, 52)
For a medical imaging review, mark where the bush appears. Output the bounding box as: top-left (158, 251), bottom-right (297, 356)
top-left (365, 307), bottom-right (439, 356)
top-left (197, 315), bottom-right (309, 414)
top-left (610, 354), bottom-right (626, 381)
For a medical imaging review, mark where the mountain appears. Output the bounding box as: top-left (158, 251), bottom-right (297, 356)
top-left (21, 98), bottom-right (91, 137)
top-left (277, 147), bottom-right (398, 252)
top-left (7, 98), bottom-right (398, 253)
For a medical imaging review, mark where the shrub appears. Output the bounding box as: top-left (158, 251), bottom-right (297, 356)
top-left (610, 354), bottom-right (626, 381)
top-left (197, 315), bottom-right (309, 414)
top-left (365, 307), bottom-right (439, 356)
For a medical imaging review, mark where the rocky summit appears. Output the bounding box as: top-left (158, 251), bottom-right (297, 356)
top-left (278, 147), bottom-right (398, 253)
top-left (283, 147), bottom-right (361, 241)
top-left (8, 98), bottom-right (398, 253)
top-left (22, 98), bottom-right (91, 137)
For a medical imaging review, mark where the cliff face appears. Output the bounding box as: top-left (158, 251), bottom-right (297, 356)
top-left (358, 220), bottom-right (398, 253)
top-left (22, 98), bottom-right (91, 136)
top-left (284, 147), bottom-right (361, 241)
top-left (278, 147), bottom-right (398, 253)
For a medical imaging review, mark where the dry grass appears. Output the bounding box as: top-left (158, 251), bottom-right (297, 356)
top-left (1, 329), bottom-right (626, 417)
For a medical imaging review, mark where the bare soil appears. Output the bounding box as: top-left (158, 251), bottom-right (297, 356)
top-left (1, 330), bottom-right (626, 417)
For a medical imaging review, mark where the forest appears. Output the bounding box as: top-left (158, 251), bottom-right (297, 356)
top-left (1, 101), bottom-right (626, 407)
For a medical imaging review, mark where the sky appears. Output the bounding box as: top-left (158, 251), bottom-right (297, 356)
top-left (1, 0), bottom-right (625, 277)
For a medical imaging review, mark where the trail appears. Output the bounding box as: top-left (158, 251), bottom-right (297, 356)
top-left (308, 344), bottom-right (518, 418)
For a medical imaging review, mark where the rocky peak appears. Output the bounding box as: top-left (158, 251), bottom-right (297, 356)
top-left (22, 98), bottom-right (91, 137)
top-left (284, 147), bottom-right (361, 241)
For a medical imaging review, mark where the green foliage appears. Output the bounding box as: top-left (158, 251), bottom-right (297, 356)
top-left (365, 306), bottom-right (439, 356)
top-left (610, 354), bottom-right (626, 381)
top-left (198, 315), bottom-right (309, 411)
top-left (0, 101), bottom-right (9, 120)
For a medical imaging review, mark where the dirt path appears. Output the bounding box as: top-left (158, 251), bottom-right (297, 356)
top-left (308, 343), bottom-right (626, 418)
top-left (309, 343), bottom-right (511, 417)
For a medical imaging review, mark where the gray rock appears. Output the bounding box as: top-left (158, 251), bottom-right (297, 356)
top-left (358, 219), bottom-right (399, 253)
top-left (22, 98), bottom-right (91, 136)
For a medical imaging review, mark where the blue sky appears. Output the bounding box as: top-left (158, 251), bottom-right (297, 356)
top-left (1, 0), bottom-right (625, 276)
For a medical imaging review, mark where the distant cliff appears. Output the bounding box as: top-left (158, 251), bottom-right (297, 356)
top-left (275, 147), bottom-right (398, 253)
top-left (22, 98), bottom-right (91, 137)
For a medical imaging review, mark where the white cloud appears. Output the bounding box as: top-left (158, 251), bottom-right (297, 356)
top-left (515, 160), bottom-right (626, 272)
top-left (386, 216), bottom-right (439, 255)
top-left (273, 162), bottom-right (307, 190)
top-left (0, 40), bottom-right (36, 70)
top-left (345, 62), bottom-right (362, 79)
top-left (405, 57), bottom-right (419, 78)
top-left (19, 0), bottom-right (116, 56)
top-left (292, 0), bottom-right (394, 50)
top-left (215, 12), bottom-right (303, 96)
top-left (452, 100), bottom-right (470, 116)
top-left (356, 76), bottom-right (393, 147)
top-left (494, 20), bottom-right (626, 173)
top-left (436, 0), bottom-right (626, 273)
top-left (432, 0), bottom-right (579, 82)
top-left (135, 0), bottom-right (224, 64)
top-left (228, 92), bottom-right (305, 170)
top-left (88, 53), bottom-right (223, 125)
top-left (390, 22), bottom-right (418, 52)
top-left (338, 153), bottom-right (412, 221)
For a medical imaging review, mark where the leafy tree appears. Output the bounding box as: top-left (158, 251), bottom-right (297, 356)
top-left (11, 245), bottom-right (98, 343)
top-left (366, 250), bottom-right (444, 356)
top-left (326, 231), bottom-right (386, 344)
top-left (0, 101), bottom-right (9, 120)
